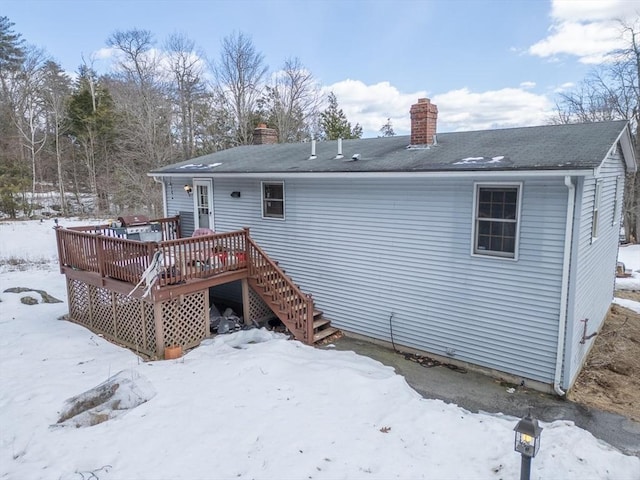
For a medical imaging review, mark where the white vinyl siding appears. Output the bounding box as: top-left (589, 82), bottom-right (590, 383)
top-left (213, 176), bottom-right (567, 384)
top-left (163, 176), bottom-right (198, 236)
top-left (564, 150), bottom-right (626, 389)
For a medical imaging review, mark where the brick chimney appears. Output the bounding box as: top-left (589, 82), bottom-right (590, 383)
top-left (253, 123), bottom-right (278, 145)
top-left (410, 98), bottom-right (438, 145)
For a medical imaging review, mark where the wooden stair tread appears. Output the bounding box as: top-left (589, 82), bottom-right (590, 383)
top-left (313, 318), bottom-right (331, 329)
top-left (313, 327), bottom-right (339, 342)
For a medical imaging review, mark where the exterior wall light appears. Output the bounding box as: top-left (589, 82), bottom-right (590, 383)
top-left (184, 185), bottom-right (192, 197)
top-left (514, 410), bottom-right (543, 480)
top-left (230, 191), bottom-right (241, 198)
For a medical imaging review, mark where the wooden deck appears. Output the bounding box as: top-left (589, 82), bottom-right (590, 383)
top-left (56, 216), bottom-right (250, 293)
top-left (55, 216), bottom-right (338, 355)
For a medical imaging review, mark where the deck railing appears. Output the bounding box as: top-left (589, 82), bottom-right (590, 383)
top-left (56, 216), bottom-right (245, 288)
top-left (155, 230), bottom-right (247, 286)
top-left (56, 219), bottom-right (313, 344)
top-left (66, 215), bottom-right (180, 240)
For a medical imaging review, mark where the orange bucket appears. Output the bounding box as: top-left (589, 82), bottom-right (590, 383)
top-left (164, 345), bottom-right (182, 360)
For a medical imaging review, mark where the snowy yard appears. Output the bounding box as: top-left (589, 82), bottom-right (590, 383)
top-left (0, 219), bottom-right (639, 479)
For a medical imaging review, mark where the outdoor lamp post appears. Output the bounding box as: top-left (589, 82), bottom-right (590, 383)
top-left (514, 411), bottom-right (543, 480)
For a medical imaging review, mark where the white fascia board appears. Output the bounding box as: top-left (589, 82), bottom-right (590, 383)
top-left (615, 124), bottom-right (638, 173)
top-left (148, 169), bottom-right (594, 180)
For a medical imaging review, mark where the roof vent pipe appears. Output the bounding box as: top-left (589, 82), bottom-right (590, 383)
top-left (336, 138), bottom-right (344, 159)
top-left (309, 139), bottom-right (317, 160)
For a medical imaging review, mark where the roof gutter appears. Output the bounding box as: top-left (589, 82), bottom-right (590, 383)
top-left (554, 175), bottom-right (576, 397)
top-left (146, 168), bottom-right (595, 180)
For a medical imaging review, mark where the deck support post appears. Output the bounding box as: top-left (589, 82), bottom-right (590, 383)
top-left (241, 278), bottom-right (251, 325)
top-left (153, 301), bottom-right (165, 358)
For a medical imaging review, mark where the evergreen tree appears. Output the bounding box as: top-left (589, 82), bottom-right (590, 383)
top-left (379, 118), bottom-right (395, 137)
top-left (351, 122), bottom-right (363, 139)
top-left (67, 66), bottom-right (116, 211)
top-left (319, 92), bottom-right (362, 140)
top-left (0, 16), bottom-right (25, 80)
top-left (0, 17), bottom-right (28, 217)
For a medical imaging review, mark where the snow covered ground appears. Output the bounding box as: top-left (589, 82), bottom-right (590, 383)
top-left (0, 219), bottom-right (639, 479)
top-left (617, 243), bottom-right (640, 291)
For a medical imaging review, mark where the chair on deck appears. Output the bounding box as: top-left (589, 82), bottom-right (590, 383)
top-left (192, 228), bottom-right (215, 237)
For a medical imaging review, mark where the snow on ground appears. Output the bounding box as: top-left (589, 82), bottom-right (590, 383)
top-left (1, 220), bottom-right (639, 480)
top-left (617, 244), bottom-right (640, 291)
top-left (0, 218), bottom-right (104, 264)
top-left (613, 297), bottom-right (640, 313)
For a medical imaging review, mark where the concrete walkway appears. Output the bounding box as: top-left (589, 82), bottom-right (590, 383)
top-left (330, 335), bottom-right (640, 457)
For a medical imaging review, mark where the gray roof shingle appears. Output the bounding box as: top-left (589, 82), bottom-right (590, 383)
top-left (151, 120), bottom-right (629, 175)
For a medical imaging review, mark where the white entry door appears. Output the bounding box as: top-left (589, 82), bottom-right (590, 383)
top-left (193, 178), bottom-right (214, 230)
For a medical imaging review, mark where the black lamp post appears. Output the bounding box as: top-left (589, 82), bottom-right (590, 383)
top-left (514, 410), bottom-right (543, 480)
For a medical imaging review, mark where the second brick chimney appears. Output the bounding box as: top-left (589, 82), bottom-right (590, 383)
top-left (253, 123), bottom-right (278, 145)
top-left (410, 98), bottom-right (438, 145)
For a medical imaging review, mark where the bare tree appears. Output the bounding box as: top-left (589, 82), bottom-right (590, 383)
top-left (164, 32), bottom-right (208, 159)
top-left (107, 29), bottom-right (172, 214)
top-left (42, 60), bottom-right (71, 214)
top-left (212, 31), bottom-right (267, 145)
top-left (261, 57), bottom-right (320, 143)
top-left (13, 46), bottom-right (49, 197)
top-left (552, 18), bottom-right (640, 242)
top-left (107, 29), bottom-right (159, 92)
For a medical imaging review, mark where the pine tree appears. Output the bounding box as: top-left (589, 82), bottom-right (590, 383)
top-left (0, 16), bottom-right (25, 77)
top-left (67, 66), bottom-right (116, 212)
top-left (379, 118), bottom-right (395, 137)
top-left (319, 92), bottom-right (362, 140)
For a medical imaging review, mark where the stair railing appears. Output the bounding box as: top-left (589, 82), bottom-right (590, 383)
top-left (244, 229), bottom-right (314, 343)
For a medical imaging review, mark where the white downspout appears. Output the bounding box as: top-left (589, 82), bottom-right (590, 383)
top-left (152, 176), bottom-right (168, 218)
top-left (554, 176), bottom-right (575, 396)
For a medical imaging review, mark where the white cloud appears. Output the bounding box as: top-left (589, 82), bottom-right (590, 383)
top-left (554, 82), bottom-right (575, 93)
top-left (550, 0), bottom-right (636, 22)
top-left (322, 79), bottom-right (427, 136)
top-left (528, 0), bottom-right (638, 64)
top-left (433, 87), bottom-right (554, 132)
top-left (93, 47), bottom-right (118, 61)
top-left (322, 80), bottom-right (554, 136)
top-left (520, 81), bottom-right (536, 89)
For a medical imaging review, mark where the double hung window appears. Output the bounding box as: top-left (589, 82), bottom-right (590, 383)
top-left (473, 184), bottom-right (521, 259)
top-left (262, 181), bottom-right (284, 219)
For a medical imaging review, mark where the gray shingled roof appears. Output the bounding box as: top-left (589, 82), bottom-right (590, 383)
top-left (151, 120), bottom-right (629, 175)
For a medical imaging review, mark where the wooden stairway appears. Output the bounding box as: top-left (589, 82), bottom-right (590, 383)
top-left (246, 237), bottom-right (338, 345)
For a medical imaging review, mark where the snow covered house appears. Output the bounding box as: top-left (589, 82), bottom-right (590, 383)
top-left (147, 99), bottom-right (636, 393)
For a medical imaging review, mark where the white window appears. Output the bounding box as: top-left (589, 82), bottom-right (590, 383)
top-left (612, 176), bottom-right (622, 226)
top-left (262, 181), bottom-right (284, 219)
top-left (592, 181), bottom-right (601, 240)
top-left (472, 183), bottom-right (522, 259)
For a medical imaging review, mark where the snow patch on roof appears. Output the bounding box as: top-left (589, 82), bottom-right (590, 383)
top-left (178, 162), bottom-right (223, 170)
top-left (453, 156), bottom-right (506, 165)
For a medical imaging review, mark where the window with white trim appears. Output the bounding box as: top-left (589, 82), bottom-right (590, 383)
top-left (592, 181), bottom-right (601, 240)
top-left (262, 181), bottom-right (284, 219)
top-left (473, 184), bottom-right (521, 258)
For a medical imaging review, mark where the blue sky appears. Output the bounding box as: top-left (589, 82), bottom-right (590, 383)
top-left (4, 0), bottom-right (638, 137)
